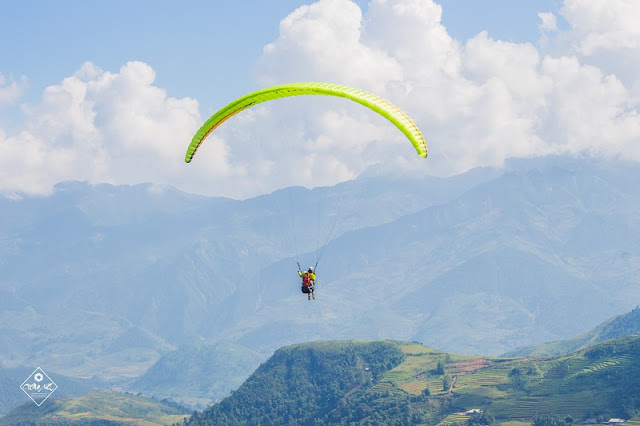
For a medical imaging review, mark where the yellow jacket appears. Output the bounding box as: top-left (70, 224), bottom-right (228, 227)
top-left (298, 270), bottom-right (316, 283)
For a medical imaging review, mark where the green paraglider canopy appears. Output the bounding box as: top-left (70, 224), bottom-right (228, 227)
top-left (185, 82), bottom-right (428, 162)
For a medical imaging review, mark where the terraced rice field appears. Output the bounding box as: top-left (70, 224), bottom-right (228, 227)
top-left (383, 370), bottom-right (410, 382)
top-left (437, 413), bottom-right (470, 425)
top-left (490, 390), bottom-right (608, 420)
top-left (445, 359), bottom-right (492, 376)
top-left (377, 340), bottom-right (638, 424)
top-left (491, 396), bottom-right (554, 418)
top-left (367, 381), bottom-right (405, 396)
top-left (568, 355), bottom-right (633, 379)
top-left (434, 378), bottom-right (454, 392)
top-left (399, 380), bottom-right (428, 395)
top-left (528, 354), bottom-right (634, 398)
top-left (451, 386), bottom-right (508, 410)
top-left (455, 369), bottom-right (509, 387)
top-left (395, 353), bottom-right (438, 374)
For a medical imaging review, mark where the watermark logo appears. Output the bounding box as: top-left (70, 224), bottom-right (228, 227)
top-left (21, 367), bottom-right (58, 406)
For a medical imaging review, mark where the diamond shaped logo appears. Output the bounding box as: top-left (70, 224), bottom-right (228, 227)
top-left (21, 367), bottom-right (58, 406)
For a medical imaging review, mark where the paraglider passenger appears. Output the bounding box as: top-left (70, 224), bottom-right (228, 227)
top-left (299, 267), bottom-right (316, 300)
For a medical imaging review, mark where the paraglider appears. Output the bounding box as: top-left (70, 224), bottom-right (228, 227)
top-left (298, 266), bottom-right (316, 301)
top-left (184, 82), bottom-right (428, 163)
top-left (184, 82), bottom-right (429, 302)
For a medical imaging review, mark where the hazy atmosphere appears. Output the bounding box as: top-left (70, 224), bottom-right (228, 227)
top-left (2, 1), bottom-right (640, 424)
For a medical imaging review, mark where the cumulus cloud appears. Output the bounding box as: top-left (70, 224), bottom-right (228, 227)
top-left (553, 0), bottom-right (640, 86)
top-left (0, 73), bottom-right (27, 106)
top-left (561, 0), bottom-right (640, 54)
top-left (251, 0), bottom-right (640, 180)
top-left (2, 0), bottom-right (640, 198)
top-left (538, 12), bottom-right (557, 32)
top-left (258, 0), bottom-right (402, 88)
top-left (0, 61), bottom-right (207, 197)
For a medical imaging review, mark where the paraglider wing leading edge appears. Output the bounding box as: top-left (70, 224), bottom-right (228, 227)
top-left (185, 82), bottom-right (427, 163)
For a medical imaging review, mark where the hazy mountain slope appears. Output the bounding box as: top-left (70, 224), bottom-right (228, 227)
top-left (4, 156), bottom-right (640, 407)
top-left (225, 160), bottom-right (640, 356)
top-left (0, 167), bottom-right (494, 381)
top-left (130, 342), bottom-right (264, 410)
top-left (504, 305), bottom-right (640, 357)
top-left (0, 366), bottom-right (99, 416)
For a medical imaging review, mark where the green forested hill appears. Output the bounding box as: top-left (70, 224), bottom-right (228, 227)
top-left (185, 340), bottom-right (407, 425)
top-left (186, 337), bottom-right (640, 425)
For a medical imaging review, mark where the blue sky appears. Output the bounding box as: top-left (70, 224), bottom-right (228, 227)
top-left (1, 0), bottom-right (639, 198)
top-left (439, 0), bottom-right (564, 41)
top-left (1, 1), bottom-right (365, 114)
top-left (2, 0), bottom-right (559, 112)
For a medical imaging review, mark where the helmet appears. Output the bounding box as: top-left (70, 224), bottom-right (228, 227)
top-left (308, 267), bottom-right (314, 273)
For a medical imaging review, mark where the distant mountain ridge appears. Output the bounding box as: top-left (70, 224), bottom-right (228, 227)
top-left (504, 305), bottom-right (640, 357)
top-left (3, 156), bottom-right (640, 408)
top-left (130, 342), bottom-right (264, 410)
top-left (0, 366), bottom-right (99, 417)
top-left (0, 164), bottom-right (499, 379)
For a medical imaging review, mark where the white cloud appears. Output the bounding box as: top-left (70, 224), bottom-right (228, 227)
top-left (561, 0), bottom-right (640, 54)
top-left (0, 61), bottom-right (205, 197)
top-left (363, 0), bottom-right (461, 82)
top-left (540, 56), bottom-right (639, 158)
top-left (2, 0), bottom-right (640, 198)
top-left (553, 0), bottom-right (640, 87)
top-left (250, 0), bottom-right (640, 180)
top-left (0, 73), bottom-right (27, 106)
top-left (258, 0), bottom-right (402, 88)
top-left (538, 12), bottom-right (557, 32)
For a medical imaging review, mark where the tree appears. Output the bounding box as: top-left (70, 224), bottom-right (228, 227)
top-left (532, 414), bottom-right (567, 426)
top-left (468, 410), bottom-right (495, 425)
top-left (443, 375), bottom-right (451, 392)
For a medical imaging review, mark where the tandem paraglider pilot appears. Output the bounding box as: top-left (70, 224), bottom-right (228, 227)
top-left (298, 267), bottom-right (316, 301)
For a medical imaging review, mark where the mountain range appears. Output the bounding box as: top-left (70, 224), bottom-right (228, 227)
top-left (504, 305), bottom-right (640, 357)
top-left (2, 155), bottom-right (640, 409)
